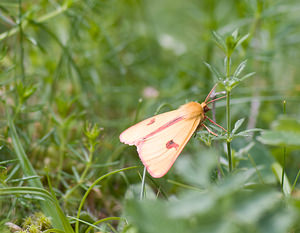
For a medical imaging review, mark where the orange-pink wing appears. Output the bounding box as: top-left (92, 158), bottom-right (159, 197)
top-left (120, 110), bottom-right (178, 145)
top-left (120, 108), bottom-right (201, 178)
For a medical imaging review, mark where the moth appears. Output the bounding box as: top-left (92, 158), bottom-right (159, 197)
top-left (120, 84), bottom-right (225, 178)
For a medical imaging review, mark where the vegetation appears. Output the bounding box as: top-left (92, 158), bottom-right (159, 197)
top-left (0, 0), bottom-right (299, 232)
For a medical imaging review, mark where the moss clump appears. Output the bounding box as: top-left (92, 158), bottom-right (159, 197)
top-left (17, 212), bottom-right (51, 233)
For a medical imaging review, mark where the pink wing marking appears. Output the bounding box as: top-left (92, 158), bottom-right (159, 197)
top-left (147, 118), bottom-right (156, 125)
top-left (140, 116), bottom-right (184, 141)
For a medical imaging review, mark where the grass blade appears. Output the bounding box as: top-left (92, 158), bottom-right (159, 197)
top-left (75, 166), bottom-right (137, 233)
top-left (6, 107), bottom-right (68, 231)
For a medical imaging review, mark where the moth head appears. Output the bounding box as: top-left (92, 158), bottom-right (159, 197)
top-left (201, 102), bottom-right (210, 113)
top-left (203, 104), bottom-right (210, 113)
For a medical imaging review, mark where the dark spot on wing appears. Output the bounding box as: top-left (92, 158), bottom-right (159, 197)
top-left (166, 140), bottom-right (179, 150)
top-left (147, 118), bottom-right (155, 125)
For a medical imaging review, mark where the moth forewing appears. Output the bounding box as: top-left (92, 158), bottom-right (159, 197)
top-left (120, 85), bottom-right (225, 178)
top-left (119, 109), bottom-right (178, 145)
top-left (137, 113), bottom-right (201, 178)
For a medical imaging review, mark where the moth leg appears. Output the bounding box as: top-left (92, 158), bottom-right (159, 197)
top-left (205, 116), bottom-right (227, 132)
top-left (194, 123), bottom-right (207, 137)
top-left (202, 124), bottom-right (218, 136)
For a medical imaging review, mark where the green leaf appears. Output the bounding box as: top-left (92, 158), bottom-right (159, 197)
top-left (203, 62), bottom-right (223, 81)
top-left (235, 33), bottom-right (249, 48)
top-left (272, 115), bottom-right (300, 133)
top-left (197, 131), bottom-right (214, 146)
top-left (0, 187), bottom-right (55, 202)
top-left (16, 82), bottom-right (37, 102)
top-left (257, 130), bottom-right (300, 146)
top-left (236, 128), bottom-right (263, 137)
top-left (231, 29), bottom-right (239, 40)
top-left (7, 175), bottom-right (40, 183)
top-left (233, 60), bottom-right (247, 77)
top-left (212, 31), bottom-right (226, 52)
top-left (7, 109), bottom-right (42, 187)
top-left (44, 229), bottom-right (66, 233)
top-left (257, 206), bottom-right (298, 233)
top-left (232, 189), bottom-right (280, 224)
top-left (292, 170), bottom-right (300, 192)
top-left (126, 199), bottom-right (188, 233)
top-left (223, 76), bottom-right (240, 91)
top-left (258, 116), bottom-right (300, 146)
top-left (174, 149), bottom-right (218, 187)
top-left (271, 162), bottom-right (292, 196)
top-left (225, 30), bottom-right (249, 56)
top-left (84, 217), bottom-right (124, 233)
top-left (239, 72), bottom-right (255, 81)
top-left (232, 118), bottom-right (245, 135)
top-left (168, 192), bottom-right (216, 218)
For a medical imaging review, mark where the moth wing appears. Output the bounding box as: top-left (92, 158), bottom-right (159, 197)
top-left (120, 109), bottom-right (178, 145)
top-left (138, 116), bottom-right (201, 178)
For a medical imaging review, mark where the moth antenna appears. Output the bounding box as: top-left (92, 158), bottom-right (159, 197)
top-left (204, 83), bottom-right (219, 103)
top-left (206, 95), bottom-right (226, 104)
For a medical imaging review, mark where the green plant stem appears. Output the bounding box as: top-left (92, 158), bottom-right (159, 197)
top-left (226, 142), bottom-right (232, 172)
top-left (56, 134), bottom-right (66, 186)
top-left (80, 144), bottom-right (95, 181)
top-left (13, 101), bottom-right (22, 121)
top-left (18, 0), bottom-right (25, 81)
top-left (281, 147), bottom-right (286, 192)
top-left (292, 170), bottom-right (300, 192)
top-left (226, 92), bottom-right (231, 134)
top-left (281, 100), bottom-right (286, 192)
top-left (244, 0), bottom-right (262, 50)
top-left (140, 166), bottom-right (147, 200)
top-left (226, 56), bottom-right (232, 172)
top-left (134, 99), bottom-right (147, 200)
top-left (226, 57), bottom-right (231, 76)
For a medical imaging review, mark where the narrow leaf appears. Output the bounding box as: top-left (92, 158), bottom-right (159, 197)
top-left (203, 62), bottom-right (223, 81)
top-left (232, 118), bottom-right (245, 134)
top-left (234, 60), bottom-right (247, 77)
top-left (271, 162), bottom-right (292, 196)
top-left (7, 175), bottom-right (40, 183)
top-left (7, 109), bottom-right (42, 187)
top-left (44, 229), bottom-right (66, 233)
top-left (212, 31), bottom-right (226, 52)
top-left (235, 128), bottom-right (263, 137)
top-left (240, 72), bottom-right (255, 81)
top-left (224, 56), bottom-right (231, 74)
top-left (236, 33), bottom-right (249, 48)
top-left (75, 166), bottom-right (137, 233)
top-left (232, 29), bottom-right (239, 40)
top-left (0, 187), bottom-right (55, 202)
top-left (6, 107), bottom-right (66, 231)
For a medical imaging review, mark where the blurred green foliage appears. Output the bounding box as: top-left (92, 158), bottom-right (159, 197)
top-left (0, 0), bottom-right (299, 232)
top-left (126, 152), bottom-right (297, 233)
